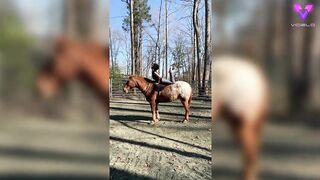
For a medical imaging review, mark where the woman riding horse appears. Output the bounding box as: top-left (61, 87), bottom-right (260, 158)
top-left (151, 63), bottom-right (175, 85)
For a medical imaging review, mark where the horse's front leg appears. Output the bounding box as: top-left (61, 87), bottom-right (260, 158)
top-left (150, 101), bottom-right (157, 125)
top-left (156, 103), bottom-right (160, 121)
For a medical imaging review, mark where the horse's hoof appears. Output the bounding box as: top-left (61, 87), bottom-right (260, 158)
top-left (182, 119), bottom-right (188, 123)
top-left (150, 121), bottom-right (156, 126)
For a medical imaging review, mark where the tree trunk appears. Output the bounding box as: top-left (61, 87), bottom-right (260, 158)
top-left (309, 3), bottom-right (320, 111)
top-left (297, 0), bottom-right (315, 112)
top-left (263, 0), bottom-right (276, 77)
top-left (193, 0), bottom-right (201, 96)
top-left (133, 21), bottom-right (139, 75)
top-left (165, 0), bottom-right (168, 79)
top-left (201, 0), bottom-right (211, 95)
top-left (138, 28), bottom-right (143, 75)
top-left (155, 0), bottom-right (163, 64)
top-left (192, 29), bottom-right (196, 82)
top-left (132, 1), bottom-right (141, 76)
top-left (283, 0), bottom-right (294, 112)
top-left (64, 0), bottom-right (94, 40)
top-left (130, 0), bottom-right (135, 75)
top-left (288, 0), bottom-right (316, 112)
top-left (109, 27), bottom-right (114, 70)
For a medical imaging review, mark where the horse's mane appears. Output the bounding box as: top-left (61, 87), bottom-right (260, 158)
top-left (144, 77), bottom-right (154, 83)
top-left (129, 75), bottom-right (154, 83)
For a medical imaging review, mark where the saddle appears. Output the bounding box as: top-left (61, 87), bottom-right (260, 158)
top-left (154, 83), bottom-right (166, 91)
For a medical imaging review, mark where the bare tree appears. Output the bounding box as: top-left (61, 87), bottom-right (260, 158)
top-left (165, 0), bottom-right (168, 79)
top-left (263, 0), bottom-right (276, 76)
top-left (130, 0), bottom-right (135, 75)
top-left (297, 0), bottom-right (316, 112)
top-left (109, 29), bottom-right (122, 69)
top-left (109, 27), bottom-right (113, 68)
top-left (155, 0), bottom-right (163, 64)
top-left (192, 24), bottom-right (197, 82)
top-left (309, 2), bottom-right (320, 111)
top-left (286, 0), bottom-right (316, 112)
top-left (64, 0), bottom-right (95, 40)
top-left (193, 0), bottom-right (201, 95)
top-left (201, 0), bottom-right (211, 95)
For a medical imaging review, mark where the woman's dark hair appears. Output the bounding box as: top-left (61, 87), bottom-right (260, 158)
top-left (151, 63), bottom-right (159, 70)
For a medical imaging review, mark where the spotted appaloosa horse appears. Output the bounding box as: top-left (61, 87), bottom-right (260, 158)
top-left (36, 37), bottom-right (108, 103)
top-left (213, 56), bottom-right (269, 180)
top-left (123, 76), bottom-right (193, 125)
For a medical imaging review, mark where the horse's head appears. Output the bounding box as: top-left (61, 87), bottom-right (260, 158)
top-left (36, 38), bottom-right (85, 98)
top-left (123, 76), bottom-right (138, 93)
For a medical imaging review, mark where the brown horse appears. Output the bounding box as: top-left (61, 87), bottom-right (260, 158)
top-left (36, 37), bottom-right (108, 103)
top-left (123, 76), bottom-right (192, 125)
top-left (213, 56), bottom-right (269, 180)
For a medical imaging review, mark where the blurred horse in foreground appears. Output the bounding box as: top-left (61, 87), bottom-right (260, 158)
top-left (36, 37), bottom-right (108, 103)
top-left (213, 56), bottom-right (269, 180)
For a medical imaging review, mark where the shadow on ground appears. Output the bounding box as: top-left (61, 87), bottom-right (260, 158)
top-left (0, 146), bottom-right (107, 164)
top-left (110, 115), bottom-right (150, 121)
top-left (0, 174), bottom-right (108, 180)
top-left (213, 166), bottom-right (318, 180)
top-left (111, 136), bottom-right (210, 160)
top-left (110, 115), bottom-right (182, 123)
top-left (116, 120), bottom-right (210, 152)
top-left (111, 107), bottom-right (210, 119)
top-left (110, 167), bottom-right (154, 180)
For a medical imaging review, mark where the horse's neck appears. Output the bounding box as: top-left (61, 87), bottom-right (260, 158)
top-left (80, 58), bottom-right (108, 100)
top-left (136, 78), bottom-right (153, 96)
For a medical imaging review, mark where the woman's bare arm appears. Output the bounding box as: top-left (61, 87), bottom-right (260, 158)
top-left (154, 71), bottom-right (161, 83)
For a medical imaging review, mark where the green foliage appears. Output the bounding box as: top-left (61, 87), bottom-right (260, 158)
top-left (121, 0), bottom-right (152, 32)
top-left (0, 7), bottom-right (35, 99)
top-left (110, 63), bottom-right (123, 80)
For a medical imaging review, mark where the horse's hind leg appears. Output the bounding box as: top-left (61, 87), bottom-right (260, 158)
top-left (188, 95), bottom-right (192, 109)
top-left (241, 123), bottom-right (260, 180)
top-left (230, 120), bottom-right (260, 180)
top-left (181, 98), bottom-right (190, 123)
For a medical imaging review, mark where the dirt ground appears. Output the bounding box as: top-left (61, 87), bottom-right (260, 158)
top-left (0, 113), bottom-right (108, 179)
top-left (111, 98), bottom-right (320, 180)
top-left (214, 118), bottom-right (320, 180)
top-left (110, 98), bottom-right (212, 180)
top-left (1, 98), bottom-right (318, 180)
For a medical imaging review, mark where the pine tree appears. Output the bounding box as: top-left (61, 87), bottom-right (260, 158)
top-left (122, 0), bottom-right (151, 75)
